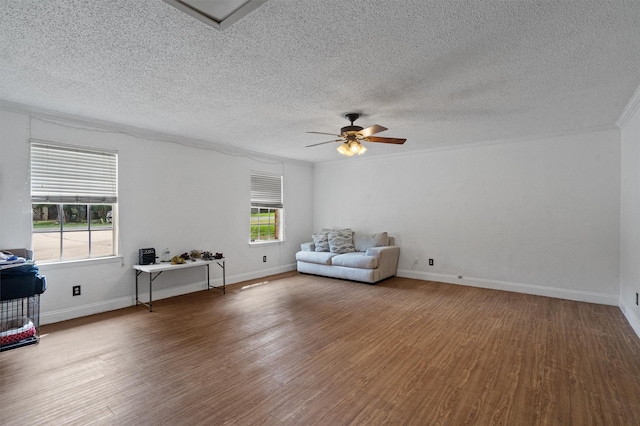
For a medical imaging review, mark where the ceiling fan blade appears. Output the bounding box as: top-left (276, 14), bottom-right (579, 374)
top-left (364, 136), bottom-right (407, 145)
top-left (307, 131), bottom-right (342, 137)
top-left (306, 139), bottom-right (342, 148)
top-left (359, 125), bottom-right (388, 137)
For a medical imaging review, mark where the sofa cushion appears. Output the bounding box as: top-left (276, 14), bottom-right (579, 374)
top-left (311, 232), bottom-right (330, 252)
top-left (328, 228), bottom-right (355, 253)
top-left (331, 252), bottom-right (378, 269)
top-left (295, 251), bottom-right (336, 265)
top-left (353, 232), bottom-right (389, 252)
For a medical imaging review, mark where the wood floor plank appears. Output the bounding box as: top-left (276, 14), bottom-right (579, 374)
top-left (1, 273), bottom-right (640, 425)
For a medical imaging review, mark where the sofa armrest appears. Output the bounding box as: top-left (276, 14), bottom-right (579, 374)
top-left (365, 245), bottom-right (399, 257)
top-left (300, 242), bottom-right (315, 252)
top-left (366, 246), bottom-right (400, 277)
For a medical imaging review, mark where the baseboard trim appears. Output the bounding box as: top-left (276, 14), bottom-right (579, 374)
top-left (619, 299), bottom-right (640, 339)
top-left (227, 264), bottom-right (297, 283)
top-left (40, 264), bottom-right (297, 325)
top-left (41, 266), bottom-right (623, 326)
top-left (41, 297), bottom-right (134, 325)
top-left (397, 270), bottom-right (619, 306)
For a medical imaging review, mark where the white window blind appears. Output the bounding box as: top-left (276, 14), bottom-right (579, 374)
top-left (250, 171), bottom-right (283, 208)
top-left (30, 141), bottom-right (118, 203)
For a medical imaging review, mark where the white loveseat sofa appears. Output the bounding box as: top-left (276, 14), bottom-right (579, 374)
top-left (296, 229), bottom-right (400, 284)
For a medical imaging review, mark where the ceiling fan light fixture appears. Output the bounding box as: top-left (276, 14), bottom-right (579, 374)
top-left (349, 140), bottom-right (367, 155)
top-left (337, 140), bottom-right (367, 156)
top-left (337, 143), bottom-right (354, 156)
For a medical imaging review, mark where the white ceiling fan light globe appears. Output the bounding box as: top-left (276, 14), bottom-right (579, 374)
top-left (337, 143), bottom-right (354, 156)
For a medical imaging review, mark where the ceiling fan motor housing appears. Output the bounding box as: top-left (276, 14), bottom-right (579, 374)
top-left (342, 113), bottom-right (363, 136)
top-left (341, 125), bottom-right (364, 136)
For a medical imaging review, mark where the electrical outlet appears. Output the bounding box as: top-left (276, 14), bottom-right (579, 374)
top-left (73, 285), bottom-right (81, 296)
top-left (263, 256), bottom-right (267, 263)
top-left (429, 259), bottom-right (434, 266)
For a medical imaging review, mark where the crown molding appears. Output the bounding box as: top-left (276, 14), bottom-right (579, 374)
top-left (317, 123), bottom-right (619, 165)
top-left (617, 83), bottom-right (640, 129)
top-left (0, 100), bottom-right (311, 167)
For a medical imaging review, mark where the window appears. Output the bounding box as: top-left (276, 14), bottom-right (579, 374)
top-left (30, 141), bottom-right (118, 261)
top-left (250, 171), bottom-right (283, 243)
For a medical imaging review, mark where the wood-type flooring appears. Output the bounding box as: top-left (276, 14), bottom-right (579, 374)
top-left (1, 273), bottom-right (640, 425)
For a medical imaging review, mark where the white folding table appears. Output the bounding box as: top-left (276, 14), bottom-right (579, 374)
top-left (133, 258), bottom-right (225, 311)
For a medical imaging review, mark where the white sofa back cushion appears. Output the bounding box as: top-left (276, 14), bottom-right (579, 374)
top-left (353, 232), bottom-right (389, 252)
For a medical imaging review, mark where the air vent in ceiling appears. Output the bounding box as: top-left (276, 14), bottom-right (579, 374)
top-left (163, 0), bottom-right (267, 31)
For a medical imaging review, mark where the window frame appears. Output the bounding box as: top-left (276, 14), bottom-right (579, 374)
top-left (32, 203), bottom-right (116, 261)
top-left (30, 141), bottom-right (118, 262)
top-left (250, 171), bottom-right (284, 244)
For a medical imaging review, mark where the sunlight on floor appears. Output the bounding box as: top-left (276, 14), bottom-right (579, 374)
top-left (241, 281), bottom-right (270, 290)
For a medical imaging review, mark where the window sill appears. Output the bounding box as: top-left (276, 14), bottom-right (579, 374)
top-left (249, 240), bottom-right (284, 247)
top-left (37, 255), bottom-right (123, 270)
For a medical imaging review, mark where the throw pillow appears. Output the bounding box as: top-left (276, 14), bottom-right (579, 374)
top-left (328, 228), bottom-right (355, 253)
top-left (312, 232), bottom-right (330, 252)
top-left (353, 232), bottom-right (389, 252)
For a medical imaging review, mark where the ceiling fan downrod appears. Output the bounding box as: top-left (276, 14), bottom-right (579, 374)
top-left (342, 113), bottom-right (363, 134)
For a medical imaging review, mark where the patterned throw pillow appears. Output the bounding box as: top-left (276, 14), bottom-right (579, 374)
top-left (312, 232), bottom-right (330, 252)
top-left (328, 228), bottom-right (355, 253)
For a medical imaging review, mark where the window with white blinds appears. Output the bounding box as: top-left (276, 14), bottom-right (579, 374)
top-left (250, 171), bottom-right (283, 208)
top-left (250, 171), bottom-right (283, 243)
top-left (30, 141), bottom-right (117, 203)
top-left (30, 141), bottom-right (118, 262)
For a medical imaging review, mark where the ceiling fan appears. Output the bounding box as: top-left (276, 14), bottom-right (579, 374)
top-left (306, 113), bottom-right (406, 156)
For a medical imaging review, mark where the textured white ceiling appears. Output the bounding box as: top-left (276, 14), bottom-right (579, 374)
top-left (2, 0), bottom-right (640, 163)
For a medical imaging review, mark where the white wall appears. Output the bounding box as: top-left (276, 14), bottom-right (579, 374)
top-left (0, 111), bottom-right (33, 247)
top-left (620, 92), bottom-right (640, 336)
top-left (313, 129), bottom-right (621, 304)
top-left (1, 103), bottom-right (633, 331)
top-left (0, 107), bottom-right (313, 323)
